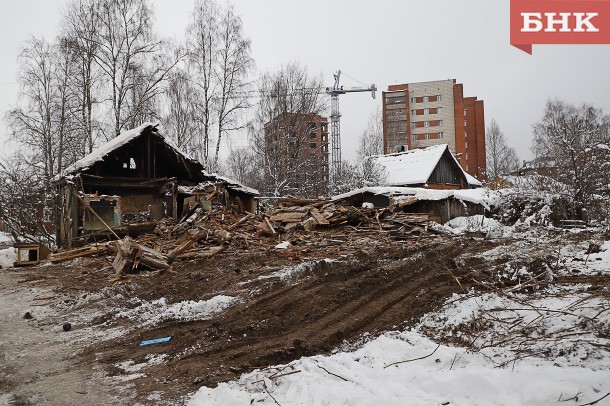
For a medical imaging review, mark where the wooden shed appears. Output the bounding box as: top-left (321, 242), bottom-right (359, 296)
top-left (373, 144), bottom-right (482, 190)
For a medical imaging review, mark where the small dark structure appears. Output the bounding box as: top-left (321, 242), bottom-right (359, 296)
top-left (54, 123), bottom-right (258, 248)
top-left (13, 242), bottom-right (51, 266)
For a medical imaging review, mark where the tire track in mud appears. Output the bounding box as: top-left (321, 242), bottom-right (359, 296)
top-left (86, 241), bottom-right (469, 401)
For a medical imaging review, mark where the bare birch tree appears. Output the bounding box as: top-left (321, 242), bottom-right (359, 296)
top-left (94, 0), bottom-right (177, 137)
top-left (356, 108), bottom-right (386, 187)
top-left (6, 38), bottom-right (79, 182)
top-left (485, 118), bottom-right (519, 179)
top-left (164, 68), bottom-right (202, 156)
top-left (212, 4), bottom-right (252, 171)
top-left (186, 0), bottom-right (252, 171)
top-left (61, 0), bottom-right (101, 154)
top-left (251, 62), bottom-right (326, 197)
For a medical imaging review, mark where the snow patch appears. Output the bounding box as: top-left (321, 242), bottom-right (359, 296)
top-left (117, 295), bottom-right (238, 325)
top-left (188, 328), bottom-right (610, 406)
top-left (0, 247), bottom-right (16, 269)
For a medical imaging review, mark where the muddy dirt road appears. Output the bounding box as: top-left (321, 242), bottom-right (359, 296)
top-left (0, 269), bottom-right (129, 405)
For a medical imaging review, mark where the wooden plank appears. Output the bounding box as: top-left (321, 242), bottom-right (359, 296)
top-left (41, 247), bottom-right (107, 263)
top-left (270, 212), bottom-right (305, 223)
top-left (309, 208), bottom-right (329, 225)
top-left (167, 230), bottom-right (203, 261)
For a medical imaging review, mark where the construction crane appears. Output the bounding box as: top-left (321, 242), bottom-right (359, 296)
top-left (325, 70), bottom-right (376, 191)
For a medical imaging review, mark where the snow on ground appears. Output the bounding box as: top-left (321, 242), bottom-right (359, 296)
top-left (0, 247), bottom-right (16, 268)
top-left (256, 259), bottom-right (336, 282)
top-left (441, 215), bottom-right (511, 238)
top-left (421, 285), bottom-right (610, 369)
top-left (188, 220), bottom-right (610, 406)
top-left (0, 231), bottom-right (13, 243)
top-left (0, 232), bottom-right (15, 268)
top-left (189, 328), bottom-right (610, 406)
top-left (116, 295), bottom-right (239, 326)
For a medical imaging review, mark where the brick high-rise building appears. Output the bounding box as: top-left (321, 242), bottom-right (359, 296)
top-left (382, 79), bottom-right (486, 180)
top-left (263, 112), bottom-right (329, 196)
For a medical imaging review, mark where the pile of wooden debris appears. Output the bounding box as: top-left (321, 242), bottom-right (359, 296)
top-left (39, 196), bottom-right (436, 276)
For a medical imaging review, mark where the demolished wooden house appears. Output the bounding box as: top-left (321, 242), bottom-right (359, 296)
top-left (53, 123), bottom-right (258, 248)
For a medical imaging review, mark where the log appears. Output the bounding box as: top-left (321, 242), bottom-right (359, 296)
top-left (228, 214), bottom-right (253, 231)
top-left (167, 230), bottom-right (203, 261)
top-left (175, 245), bottom-right (225, 260)
top-left (139, 255), bottom-right (170, 270)
top-left (113, 237), bottom-right (141, 275)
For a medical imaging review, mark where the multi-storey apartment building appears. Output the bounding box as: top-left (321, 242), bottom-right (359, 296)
top-left (382, 79), bottom-right (486, 180)
top-left (263, 112), bottom-right (329, 196)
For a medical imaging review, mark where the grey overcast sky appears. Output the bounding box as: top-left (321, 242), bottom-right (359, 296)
top-left (1, 0), bottom-right (610, 162)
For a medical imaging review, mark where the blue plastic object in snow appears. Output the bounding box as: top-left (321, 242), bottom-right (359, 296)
top-left (139, 336), bottom-right (172, 346)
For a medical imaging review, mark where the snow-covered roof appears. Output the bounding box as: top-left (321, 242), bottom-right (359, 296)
top-left (372, 144), bottom-right (482, 187)
top-left (54, 123), bottom-right (260, 195)
top-left (55, 122), bottom-right (201, 181)
top-left (178, 174), bottom-right (259, 196)
top-left (211, 174), bottom-right (259, 195)
top-left (464, 172), bottom-right (483, 187)
top-left (332, 186), bottom-right (489, 207)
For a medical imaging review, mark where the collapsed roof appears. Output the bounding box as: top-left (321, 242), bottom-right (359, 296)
top-left (54, 122), bottom-right (258, 196)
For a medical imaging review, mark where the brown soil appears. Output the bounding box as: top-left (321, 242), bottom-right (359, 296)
top-left (3, 228), bottom-right (602, 404)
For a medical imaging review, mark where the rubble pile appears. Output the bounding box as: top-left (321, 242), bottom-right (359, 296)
top-left (43, 195), bottom-right (436, 277)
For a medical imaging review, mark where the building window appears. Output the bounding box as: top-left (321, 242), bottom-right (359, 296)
top-left (412, 133), bottom-right (417, 140)
top-left (465, 141), bottom-right (468, 148)
top-left (411, 109), bottom-right (416, 115)
top-left (424, 133), bottom-right (430, 140)
top-left (438, 120), bottom-right (443, 127)
top-left (411, 122), bottom-right (416, 129)
top-left (439, 132), bottom-right (444, 139)
top-left (423, 96), bottom-right (429, 102)
top-left (464, 120), bottom-right (467, 126)
top-left (437, 107), bottom-right (443, 114)
top-left (387, 108), bottom-right (406, 117)
top-left (424, 121), bottom-right (430, 128)
top-left (424, 108), bottom-right (429, 115)
top-left (310, 142), bottom-right (317, 148)
top-left (465, 131), bottom-right (468, 138)
top-left (465, 153), bottom-right (469, 160)
top-left (438, 95), bottom-right (442, 101)
top-left (466, 164), bottom-right (469, 171)
top-left (464, 109), bottom-right (467, 116)
top-left (410, 97), bottom-right (416, 103)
